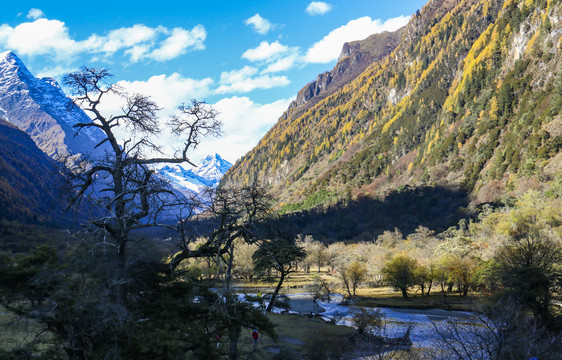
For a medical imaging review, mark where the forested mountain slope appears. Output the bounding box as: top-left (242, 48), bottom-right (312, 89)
top-left (0, 119), bottom-right (68, 224)
top-left (222, 0), bottom-right (562, 213)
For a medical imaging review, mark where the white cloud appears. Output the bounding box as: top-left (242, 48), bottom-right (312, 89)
top-left (36, 65), bottom-right (79, 79)
top-left (87, 24), bottom-right (159, 55)
top-left (242, 40), bottom-right (289, 62)
top-left (242, 41), bottom-right (289, 62)
top-left (88, 24), bottom-right (206, 62)
top-left (244, 14), bottom-right (274, 35)
top-left (26, 8), bottom-right (45, 20)
top-left (193, 96), bottom-right (293, 163)
top-left (99, 73), bottom-right (214, 117)
top-left (241, 41), bottom-right (301, 73)
top-left (0, 19), bottom-right (81, 58)
top-left (125, 44), bottom-right (152, 63)
top-left (148, 25), bottom-right (206, 61)
top-left (215, 66), bottom-right (290, 94)
top-left (304, 15), bottom-right (409, 63)
top-left (0, 18), bottom-right (206, 63)
top-left (306, 2), bottom-right (332, 16)
top-left (262, 51), bottom-right (300, 73)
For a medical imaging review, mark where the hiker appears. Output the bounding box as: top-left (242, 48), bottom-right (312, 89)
top-left (252, 329), bottom-right (259, 349)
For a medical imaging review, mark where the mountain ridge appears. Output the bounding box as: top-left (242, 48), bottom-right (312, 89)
top-left (158, 153), bottom-right (232, 195)
top-left (222, 0), bottom-right (562, 212)
top-left (287, 27), bottom-right (407, 119)
top-left (0, 51), bottom-right (108, 160)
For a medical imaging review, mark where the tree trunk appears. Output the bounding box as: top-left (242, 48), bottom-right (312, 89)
top-left (116, 238), bottom-right (128, 307)
top-left (223, 244), bottom-right (240, 360)
top-left (228, 329), bottom-right (239, 360)
top-left (426, 282), bottom-right (432, 296)
top-left (339, 270), bottom-right (352, 298)
top-left (401, 288), bottom-right (408, 299)
top-left (266, 271), bottom-right (285, 312)
top-left (225, 246), bottom-right (234, 290)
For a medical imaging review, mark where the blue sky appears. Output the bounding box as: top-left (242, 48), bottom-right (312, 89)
top-left (0, 0), bottom-right (427, 163)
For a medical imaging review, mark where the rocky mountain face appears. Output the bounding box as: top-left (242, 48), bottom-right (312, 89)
top-left (0, 118), bottom-right (70, 224)
top-left (0, 51), bottom-right (107, 160)
top-left (158, 154), bottom-right (232, 195)
top-left (288, 28), bottom-right (406, 117)
top-left (222, 0), bottom-right (562, 212)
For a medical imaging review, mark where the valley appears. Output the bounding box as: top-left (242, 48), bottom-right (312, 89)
top-left (0, 0), bottom-right (561, 359)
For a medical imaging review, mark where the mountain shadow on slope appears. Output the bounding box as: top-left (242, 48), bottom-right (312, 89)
top-left (0, 119), bottom-right (86, 227)
top-left (278, 185), bottom-right (470, 243)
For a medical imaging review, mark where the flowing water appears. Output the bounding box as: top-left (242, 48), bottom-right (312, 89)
top-left (238, 292), bottom-right (477, 347)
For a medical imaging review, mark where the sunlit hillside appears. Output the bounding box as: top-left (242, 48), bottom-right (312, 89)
top-left (223, 0), bottom-right (562, 212)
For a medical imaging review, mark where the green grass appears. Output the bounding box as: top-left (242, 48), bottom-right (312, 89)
top-left (233, 272), bottom-right (320, 294)
top-left (234, 313), bottom-right (356, 359)
top-left (353, 291), bottom-right (487, 311)
top-left (0, 306), bottom-right (51, 351)
top-left (235, 270), bottom-right (487, 312)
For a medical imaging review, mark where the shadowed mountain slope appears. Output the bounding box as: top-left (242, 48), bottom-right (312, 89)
top-left (0, 119), bottom-right (70, 224)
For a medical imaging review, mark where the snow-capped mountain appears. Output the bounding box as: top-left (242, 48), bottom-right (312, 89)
top-left (158, 154), bottom-right (232, 195)
top-left (0, 51), bottom-right (107, 159)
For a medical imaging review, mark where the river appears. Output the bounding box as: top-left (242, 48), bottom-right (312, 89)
top-left (238, 292), bottom-right (478, 347)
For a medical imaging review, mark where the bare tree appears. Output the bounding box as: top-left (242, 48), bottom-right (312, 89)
top-left (171, 185), bottom-right (274, 360)
top-left (428, 300), bottom-right (562, 360)
top-left (309, 239), bottom-right (327, 273)
top-left (63, 67), bottom-right (221, 304)
top-left (336, 260), bottom-right (367, 298)
top-left (59, 68), bottom-right (282, 359)
top-left (168, 184), bottom-right (272, 275)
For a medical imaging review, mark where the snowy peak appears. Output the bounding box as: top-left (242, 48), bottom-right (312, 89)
top-left (157, 153), bottom-right (232, 195)
top-left (196, 153), bottom-right (232, 183)
top-left (0, 51), bottom-right (42, 91)
top-left (0, 50), bottom-right (108, 159)
top-left (0, 51), bottom-right (26, 72)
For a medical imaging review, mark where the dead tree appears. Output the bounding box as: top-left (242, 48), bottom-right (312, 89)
top-left (63, 67), bottom-right (221, 304)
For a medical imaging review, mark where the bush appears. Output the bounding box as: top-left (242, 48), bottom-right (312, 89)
top-left (305, 329), bottom-right (352, 360)
top-left (351, 308), bottom-right (384, 335)
top-left (381, 255), bottom-right (419, 298)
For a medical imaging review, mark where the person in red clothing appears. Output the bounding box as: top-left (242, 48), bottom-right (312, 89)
top-left (252, 329), bottom-right (259, 350)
